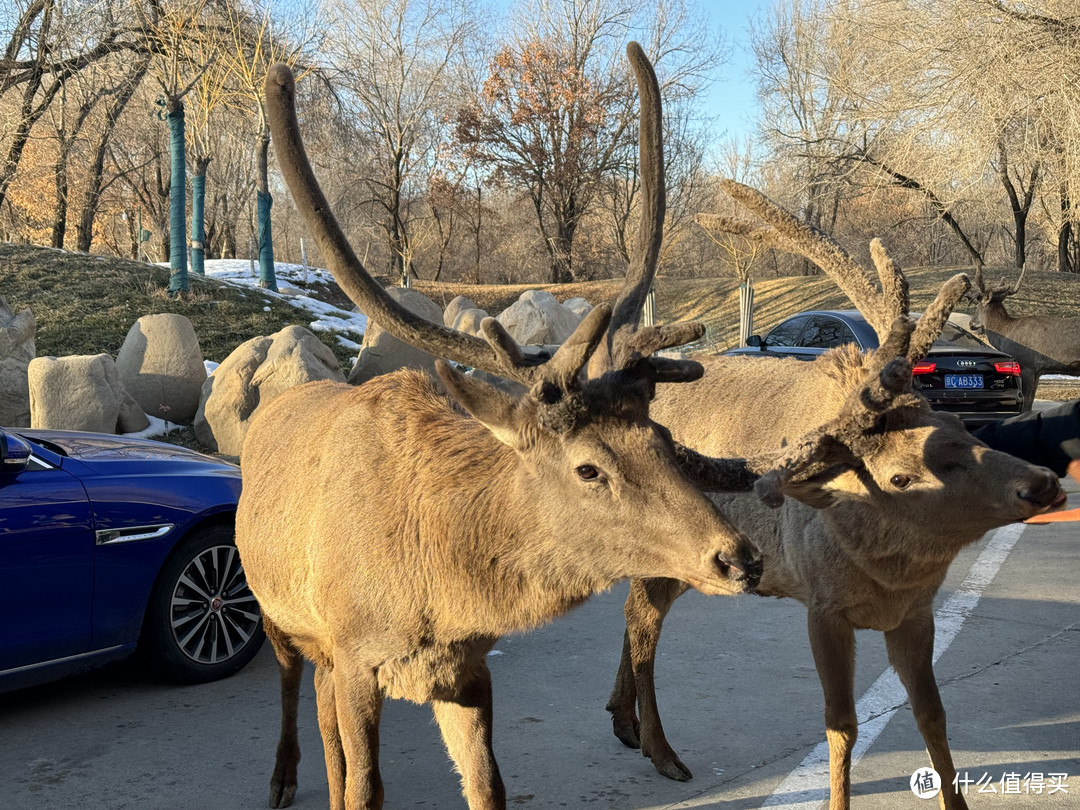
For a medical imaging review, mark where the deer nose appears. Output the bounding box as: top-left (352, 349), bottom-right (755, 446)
top-left (1018, 468), bottom-right (1062, 509)
top-left (716, 553), bottom-right (763, 589)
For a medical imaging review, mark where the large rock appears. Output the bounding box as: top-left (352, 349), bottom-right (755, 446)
top-left (452, 307), bottom-right (490, 337)
top-left (496, 289), bottom-right (583, 345)
top-left (116, 313), bottom-right (207, 424)
top-left (0, 296), bottom-right (35, 427)
top-left (443, 295), bottom-right (478, 329)
top-left (563, 297), bottom-right (593, 318)
top-left (29, 354), bottom-right (149, 434)
top-left (348, 287), bottom-right (444, 385)
top-left (195, 325), bottom-right (344, 457)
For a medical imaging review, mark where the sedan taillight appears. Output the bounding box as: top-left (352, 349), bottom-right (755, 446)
top-left (913, 361), bottom-right (936, 374)
top-left (994, 360), bottom-right (1021, 376)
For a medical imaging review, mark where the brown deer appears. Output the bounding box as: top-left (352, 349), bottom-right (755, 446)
top-left (969, 266), bottom-right (1080, 411)
top-left (237, 48), bottom-right (820, 810)
top-left (604, 180), bottom-right (1066, 810)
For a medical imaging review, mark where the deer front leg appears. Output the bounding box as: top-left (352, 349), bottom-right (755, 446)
top-left (807, 609), bottom-right (857, 810)
top-left (610, 577), bottom-right (694, 781)
top-left (332, 661), bottom-right (384, 810)
top-left (265, 617), bottom-right (304, 809)
top-left (885, 608), bottom-right (970, 810)
top-left (432, 660), bottom-right (506, 810)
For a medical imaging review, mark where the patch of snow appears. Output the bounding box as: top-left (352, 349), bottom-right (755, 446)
top-left (336, 335), bottom-right (361, 351)
top-left (204, 360), bottom-right (220, 376)
top-left (121, 414), bottom-right (174, 439)
top-left (171, 259), bottom-right (369, 339)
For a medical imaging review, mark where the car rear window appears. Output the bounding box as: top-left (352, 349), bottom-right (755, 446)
top-left (933, 323), bottom-right (989, 348)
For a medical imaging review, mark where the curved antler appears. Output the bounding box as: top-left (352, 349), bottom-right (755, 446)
top-left (584, 42), bottom-right (709, 388)
top-left (973, 263), bottom-right (1025, 304)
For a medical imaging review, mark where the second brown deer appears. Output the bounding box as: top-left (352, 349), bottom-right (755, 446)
top-left (605, 181), bottom-right (1066, 810)
top-left (970, 266), bottom-right (1080, 411)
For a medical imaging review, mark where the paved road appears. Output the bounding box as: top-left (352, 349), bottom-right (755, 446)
top-left (2, 483), bottom-right (1077, 810)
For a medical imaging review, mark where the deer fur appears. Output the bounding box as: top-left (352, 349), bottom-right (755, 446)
top-left (970, 266), bottom-right (1080, 411)
top-left (606, 181), bottom-right (1065, 810)
top-left (239, 47), bottom-right (784, 810)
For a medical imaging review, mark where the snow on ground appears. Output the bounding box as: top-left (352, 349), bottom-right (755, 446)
top-left (191, 259), bottom-right (368, 340)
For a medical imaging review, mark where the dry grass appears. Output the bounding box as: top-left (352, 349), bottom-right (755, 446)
top-left (0, 243), bottom-right (357, 368)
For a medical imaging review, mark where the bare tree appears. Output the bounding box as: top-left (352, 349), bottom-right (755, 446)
top-left (321, 0), bottom-right (474, 285)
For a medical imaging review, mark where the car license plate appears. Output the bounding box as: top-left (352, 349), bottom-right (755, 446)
top-left (945, 374), bottom-right (983, 389)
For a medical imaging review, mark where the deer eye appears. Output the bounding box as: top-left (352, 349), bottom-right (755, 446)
top-left (890, 474), bottom-right (913, 489)
top-left (576, 464), bottom-right (601, 481)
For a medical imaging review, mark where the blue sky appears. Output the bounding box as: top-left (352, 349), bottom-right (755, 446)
top-left (703, 1), bottom-right (769, 143)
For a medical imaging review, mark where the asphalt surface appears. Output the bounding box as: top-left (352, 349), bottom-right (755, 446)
top-left (2, 479), bottom-right (1077, 810)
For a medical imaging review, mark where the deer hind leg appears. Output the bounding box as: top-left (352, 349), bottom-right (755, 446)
top-left (332, 660), bottom-right (384, 810)
top-left (265, 616), bottom-right (304, 809)
top-left (314, 664), bottom-right (348, 810)
top-left (885, 608), bottom-right (970, 810)
top-left (807, 610), bottom-right (857, 810)
top-left (432, 660), bottom-right (506, 810)
top-left (609, 576), bottom-right (693, 781)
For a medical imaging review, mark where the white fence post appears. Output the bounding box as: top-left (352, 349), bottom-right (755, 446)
top-left (739, 281), bottom-right (755, 346)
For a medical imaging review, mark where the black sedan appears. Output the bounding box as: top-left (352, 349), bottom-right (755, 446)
top-left (725, 310), bottom-right (1023, 426)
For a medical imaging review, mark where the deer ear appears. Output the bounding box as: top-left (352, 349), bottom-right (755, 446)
top-left (817, 468), bottom-right (872, 503)
top-left (435, 360), bottom-right (525, 448)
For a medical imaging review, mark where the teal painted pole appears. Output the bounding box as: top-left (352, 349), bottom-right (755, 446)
top-left (257, 189), bottom-right (277, 291)
top-left (191, 173), bottom-right (205, 275)
top-left (166, 106), bottom-right (188, 294)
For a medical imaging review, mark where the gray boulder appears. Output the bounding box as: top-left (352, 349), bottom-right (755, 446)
top-left (29, 354), bottom-right (149, 434)
top-left (348, 287), bottom-right (444, 385)
top-left (195, 325), bottom-right (344, 457)
top-left (451, 307), bottom-right (490, 337)
top-left (116, 313), bottom-right (207, 424)
top-left (496, 289), bottom-right (583, 345)
top-left (563, 297), bottom-right (593, 318)
top-left (0, 296), bottom-right (35, 427)
top-left (443, 295), bottom-right (478, 329)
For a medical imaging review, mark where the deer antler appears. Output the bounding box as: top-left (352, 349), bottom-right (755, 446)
top-left (973, 263), bottom-right (1025, 303)
top-left (585, 43), bottom-right (705, 388)
top-left (698, 182), bottom-right (979, 505)
top-left (265, 63), bottom-right (697, 402)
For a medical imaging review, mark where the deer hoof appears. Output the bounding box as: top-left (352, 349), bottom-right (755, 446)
top-left (645, 742), bottom-right (693, 781)
top-left (270, 780), bottom-right (297, 808)
top-left (611, 714), bottom-right (641, 749)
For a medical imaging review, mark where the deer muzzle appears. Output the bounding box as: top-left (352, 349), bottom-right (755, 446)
top-left (1016, 467), bottom-right (1065, 515)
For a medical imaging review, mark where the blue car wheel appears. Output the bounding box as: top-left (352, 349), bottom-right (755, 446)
top-left (141, 525), bottom-right (265, 683)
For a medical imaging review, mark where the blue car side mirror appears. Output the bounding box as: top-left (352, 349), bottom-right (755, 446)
top-left (0, 430), bottom-right (32, 474)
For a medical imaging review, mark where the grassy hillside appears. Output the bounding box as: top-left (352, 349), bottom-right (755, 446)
top-left (0, 243), bottom-right (358, 369)
top-left (4, 242), bottom-right (1078, 406)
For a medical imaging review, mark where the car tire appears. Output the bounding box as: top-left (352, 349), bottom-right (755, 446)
top-left (140, 525), bottom-right (265, 684)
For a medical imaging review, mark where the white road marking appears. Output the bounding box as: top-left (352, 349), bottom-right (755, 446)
top-left (760, 523), bottom-right (1027, 809)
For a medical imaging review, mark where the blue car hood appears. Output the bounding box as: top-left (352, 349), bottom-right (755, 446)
top-left (18, 430), bottom-right (239, 476)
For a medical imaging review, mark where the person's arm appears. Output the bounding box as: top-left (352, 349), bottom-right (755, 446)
top-left (972, 399), bottom-right (1080, 478)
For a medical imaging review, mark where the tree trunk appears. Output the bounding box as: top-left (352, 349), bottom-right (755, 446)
top-left (166, 101), bottom-right (188, 294)
top-left (190, 155), bottom-right (210, 275)
top-left (255, 128), bottom-right (277, 291)
top-left (51, 148), bottom-right (69, 249)
top-left (1060, 184), bottom-right (1075, 273)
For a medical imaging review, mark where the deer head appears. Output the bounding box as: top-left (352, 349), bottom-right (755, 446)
top-left (694, 180), bottom-right (1062, 523)
top-left (262, 45), bottom-right (763, 594)
top-left (969, 264), bottom-right (1025, 333)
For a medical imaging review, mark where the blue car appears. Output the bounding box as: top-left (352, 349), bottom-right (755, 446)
top-left (0, 427), bottom-right (264, 692)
